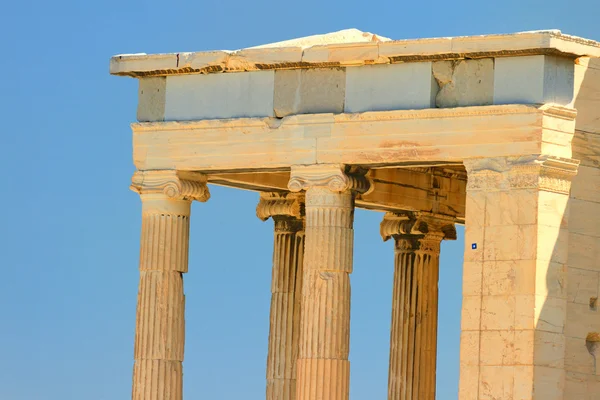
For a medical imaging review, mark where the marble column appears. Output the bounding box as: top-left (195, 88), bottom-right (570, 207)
top-left (129, 170), bottom-right (210, 400)
top-left (381, 212), bottom-right (456, 400)
top-left (288, 164), bottom-right (371, 400)
top-left (257, 192), bottom-right (306, 400)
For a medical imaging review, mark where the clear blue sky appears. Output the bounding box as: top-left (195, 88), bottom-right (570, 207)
top-left (1, 1), bottom-right (598, 399)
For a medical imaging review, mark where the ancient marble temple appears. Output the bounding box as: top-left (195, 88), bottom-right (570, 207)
top-left (111, 29), bottom-right (600, 399)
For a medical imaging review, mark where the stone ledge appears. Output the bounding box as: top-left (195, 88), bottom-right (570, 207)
top-left (110, 31), bottom-right (600, 78)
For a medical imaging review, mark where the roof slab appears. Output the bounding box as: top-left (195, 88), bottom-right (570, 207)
top-left (110, 29), bottom-right (600, 77)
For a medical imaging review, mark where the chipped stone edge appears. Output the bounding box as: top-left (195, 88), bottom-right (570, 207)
top-left (110, 31), bottom-right (600, 78)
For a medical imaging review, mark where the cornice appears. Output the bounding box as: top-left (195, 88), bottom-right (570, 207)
top-left (130, 170), bottom-right (210, 202)
top-left (111, 31), bottom-right (600, 78)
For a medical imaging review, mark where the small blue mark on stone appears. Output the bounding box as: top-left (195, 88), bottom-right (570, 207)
top-left (471, 243), bottom-right (477, 250)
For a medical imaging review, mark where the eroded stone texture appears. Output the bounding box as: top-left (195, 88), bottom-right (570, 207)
top-left (288, 165), bottom-right (370, 400)
top-left (564, 78), bottom-right (600, 399)
top-left (129, 170), bottom-right (210, 400)
top-left (113, 29), bottom-right (600, 400)
top-left (274, 68), bottom-right (346, 117)
top-left (165, 71), bottom-right (275, 120)
top-left (381, 212), bottom-right (456, 400)
top-left (433, 59), bottom-right (494, 108)
top-left (137, 77), bottom-right (166, 122)
top-left (459, 156), bottom-right (578, 400)
top-left (494, 55), bottom-right (575, 106)
top-left (345, 63), bottom-right (435, 112)
top-left (257, 192), bottom-right (305, 400)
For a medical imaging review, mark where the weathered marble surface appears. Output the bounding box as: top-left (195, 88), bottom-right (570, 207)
top-left (111, 29), bottom-right (600, 400)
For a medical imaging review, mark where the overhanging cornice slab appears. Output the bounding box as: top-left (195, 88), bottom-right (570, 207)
top-left (111, 31), bottom-right (600, 77)
top-left (132, 104), bottom-right (575, 171)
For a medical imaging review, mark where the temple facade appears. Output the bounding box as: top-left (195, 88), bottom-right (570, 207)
top-left (111, 29), bottom-right (600, 399)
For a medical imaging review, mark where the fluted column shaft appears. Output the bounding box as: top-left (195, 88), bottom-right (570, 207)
top-left (266, 217), bottom-right (305, 400)
top-left (287, 164), bottom-right (370, 400)
top-left (388, 233), bottom-right (442, 400)
top-left (296, 187), bottom-right (354, 400)
top-left (130, 170), bottom-right (209, 400)
top-left (381, 212), bottom-right (455, 400)
top-left (132, 195), bottom-right (190, 400)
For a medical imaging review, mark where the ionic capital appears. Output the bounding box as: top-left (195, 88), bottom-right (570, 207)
top-left (130, 170), bottom-right (210, 202)
top-left (380, 211), bottom-right (457, 242)
top-left (256, 192), bottom-right (304, 221)
top-left (287, 164), bottom-right (372, 194)
top-left (464, 155), bottom-right (579, 194)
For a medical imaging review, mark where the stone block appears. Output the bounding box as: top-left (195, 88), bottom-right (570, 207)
top-left (534, 331), bottom-right (565, 368)
top-left (482, 260), bottom-right (535, 296)
top-left (569, 199), bottom-right (600, 238)
top-left (274, 68), bottom-right (345, 117)
top-left (479, 366), bottom-right (514, 399)
top-left (344, 62), bottom-right (435, 112)
top-left (480, 330), bottom-right (516, 366)
top-left (517, 224), bottom-right (538, 260)
top-left (513, 366), bottom-right (534, 399)
top-left (571, 165), bottom-right (600, 204)
top-left (533, 367), bottom-right (565, 400)
top-left (514, 330), bottom-right (535, 365)
top-left (568, 232), bottom-right (600, 272)
top-left (538, 190), bottom-right (569, 229)
top-left (516, 295), bottom-right (535, 330)
top-left (433, 58), bottom-right (494, 108)
top-left (483, 225), bottom-right (519, 261)
top-left (572, 129), bottom-right (600, 168)
top-left (574, 60), bottom-right (600, 135)
top-left (544, 56), bottom-right (576, 106)
top-left (463, 261), bottom-right (483, 296)
top-left (302, 42), bottom-right (379, 64)
top-left (494, 55), bottom-right (575, 106)
top-left (485, 189), bottom-right (538, 226)
top-left (566, 301), bottom-right (600, 339)
top-left (164, 71), bottom-right (275, 120)
top-left (466, 191), bottom-right (486, 228)
top-left (481, 295), bottom-right (515, 330)
top-left (535, 260), bottom-right (567, 299)
top-left (462, 295), bottom-right (482, 331)
top-left (533, 367), bottom-right (566, 400)
top-left (484, 191), bottom-right (518, 226)
top-left (565, 336), bottom-right (595, 374)
top-left (458, 366), bottom-right (479, 400)
top-left (565, 371), bottom-right (594, 400)
top-left (460, 331), bottom-right (480, 366)
top-left (464, 225), bottom-right (484, 262)
top-left (137, 77), bottom-right (166, 122)
top-left (567, 267), bottom-right (599, 306)
top-left (535, 295), bottom-right (566, 333)
top-left (536, 225), bottom-right (568, 263)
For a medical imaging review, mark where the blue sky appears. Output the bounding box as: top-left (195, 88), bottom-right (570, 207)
top-left (1, 1), bottom-right (598, 399)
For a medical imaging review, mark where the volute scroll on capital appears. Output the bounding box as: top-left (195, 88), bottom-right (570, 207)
top-left (287, 164), bottom-right (372, 194)
top-left (130, 170), bottom-right (210, 202)
top-left (380, 211), bottom-right (457, 242)
top-left (256, 192), bottom-right (304, 221)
